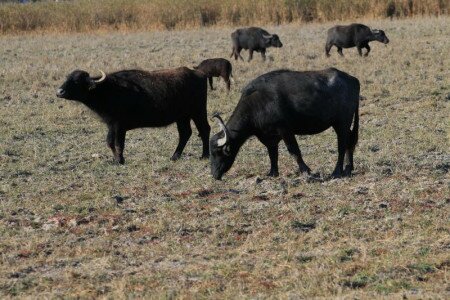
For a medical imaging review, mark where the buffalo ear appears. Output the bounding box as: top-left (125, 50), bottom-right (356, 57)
top-left (88, 70), bottom-right (106, 90)
top-left (88, 79), bottom-right (96, 90)
top-left (262, 34), bottom-right (272, 45)
top-left (88, 79), bottom-right (100, 90)
top-left (223, 145), bottom-right (231, 156)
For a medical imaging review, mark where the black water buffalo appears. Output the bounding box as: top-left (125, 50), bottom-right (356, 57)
top-left (194, 58), bottom-right (233, 91)
top-left (325, 23), bottom-right (389, 57)
top-left (209, 68), bottom-right (360, 180)
top-left (56, 67), bottom-right (210, 164)
top-left (230, 27), bottom-right (283, 62)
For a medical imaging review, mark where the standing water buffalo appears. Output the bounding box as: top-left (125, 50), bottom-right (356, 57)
top-left (56, 67), bottom-right (210, 164)
top-left (325, 23), bottom-right (389, 57)
top-left (194, 58), bottom-right (233, 91)
top-left (209, 68), bottom-right (360, 180)
top-left (230, 27), bottom-right (283, 62)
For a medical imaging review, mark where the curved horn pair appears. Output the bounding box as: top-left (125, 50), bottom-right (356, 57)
top-left (212, 113), bottom-right (229, 147)
top-left (262, 34), bottom-right (273, 39)
top-left (93, 70), bottom-right (106, 83)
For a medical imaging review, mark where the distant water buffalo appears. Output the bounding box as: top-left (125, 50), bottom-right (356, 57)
top-left (230, 27), bottom-right (283, 62)
top-left (325, 23), bottom-right (389, 57)
top-left (56, 67), bottom-right (210, 164)
top-left (194, 58), bottom-right (233, 91)
top-left (209, 68), bottom-right (360, 180)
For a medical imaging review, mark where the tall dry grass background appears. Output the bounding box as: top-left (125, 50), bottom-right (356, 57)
top-left (0, 0), bottom-right (448, 33)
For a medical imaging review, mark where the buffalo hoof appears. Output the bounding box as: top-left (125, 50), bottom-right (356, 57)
top-left (114, 157), bottom-right (125, 165)
top-left (343, 166), bottom-right (353, 177)
top-left (299, 165), bottom-right (312, 174)
top-left (267, 170), bottom-right (279, 177)
top-left (330, 171), bottom-right (343, 179)
top-left (200, 154), bottom-right (209, 159)
top-left (170, 153), bottom-right (181, 161)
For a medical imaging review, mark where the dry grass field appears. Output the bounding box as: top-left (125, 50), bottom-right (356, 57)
top-left (0, 17), bottom-right (449, 298)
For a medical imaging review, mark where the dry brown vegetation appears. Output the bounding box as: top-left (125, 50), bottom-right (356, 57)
top-left (0, 16), bottom-right (449, 298)
top-left (0, 0), bottom-right (448, 33)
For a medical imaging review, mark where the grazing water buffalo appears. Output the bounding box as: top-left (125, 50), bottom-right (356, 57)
top-left (209, 68), bottom-right (360, 180)
top-left (325, 23), bottom-right (389, 57)
top-left (230, 27), bottom-right (283, 62)
top-left (194, 58), bottom-right (233, 91)
top-left (56, 67), bottom-right (210, 164)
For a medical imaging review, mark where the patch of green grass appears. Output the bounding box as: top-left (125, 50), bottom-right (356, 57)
top-left (407, 262), bottom-right (436, 275)
top-left (337, 206), bottom-right (356, 218)
top-left (6, 278), bottom-right (36, 297)
top-left (296, 254), bottom-right (315, 264)
top-left (338, 248), bottom-right (360, 262)
top-left (375, 280), bottom-right (413, 294)
top-left (342, 273), bottom-right (377, 289)
top-left (417, 247), bottom-right (430, 257)
top-left (291, 220), bottom-right (316, 232)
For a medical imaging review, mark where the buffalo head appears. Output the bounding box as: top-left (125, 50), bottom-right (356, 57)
top-left (263, 34), bottom-right (283, 48)
top-left (372, 29), bottom-right (389, 44)
top-left (57, 70), bottom-right (106, 101)
top-left (209, 113), bottom-right (238, 180)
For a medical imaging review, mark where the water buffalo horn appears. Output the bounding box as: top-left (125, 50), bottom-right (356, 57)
top-left (94, 70), bottom-right (106, 83)
top-left (213, 113), bottom-right (228, 147)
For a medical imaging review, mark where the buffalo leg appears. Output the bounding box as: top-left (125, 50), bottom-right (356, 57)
top-left (192, 114), bottom-right (210, 159)
top-left (231, 46), bottom-right (241, 61)
top-left (266, 144), bottom-right (279, 177)
top-left (344, 129), bottom-right (356, 176)
top-left (281, 133), bottom-right (311, 174)
top-left (114, 127), bottom-right (126, 165)
top-left (222, 72), bottom-right (231, 91)
top-left (230, 47), bottom-right (235, 59)
top-left (325, 43), bottom-right (332, 57)
top-left (364, 44), bottom-right (371, 56)
top-left (208, 77), bottom-right (214, 90)
top-left (106, 126), bottom-right (116, 157)
top-left (171, 119), bottom-right (192, 161)
top-left (337, 47), bottom-right (344, 57)
top-left (224, 75), bottom-right (231, 91)
top-left (259, 136), bottom-right (280, 176)
top-left (261, 49), bottom-right (266, 61)
top-left (248, 49), bottom-right (254, 62)
top-left (331, 126), bottom-right (348, 178)
top-left (357, 46), bottom-right (363, 56)
top-left (236, 48), bottom-right (244, 61)
top-left (344, 147), bottom-right (354, 176)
